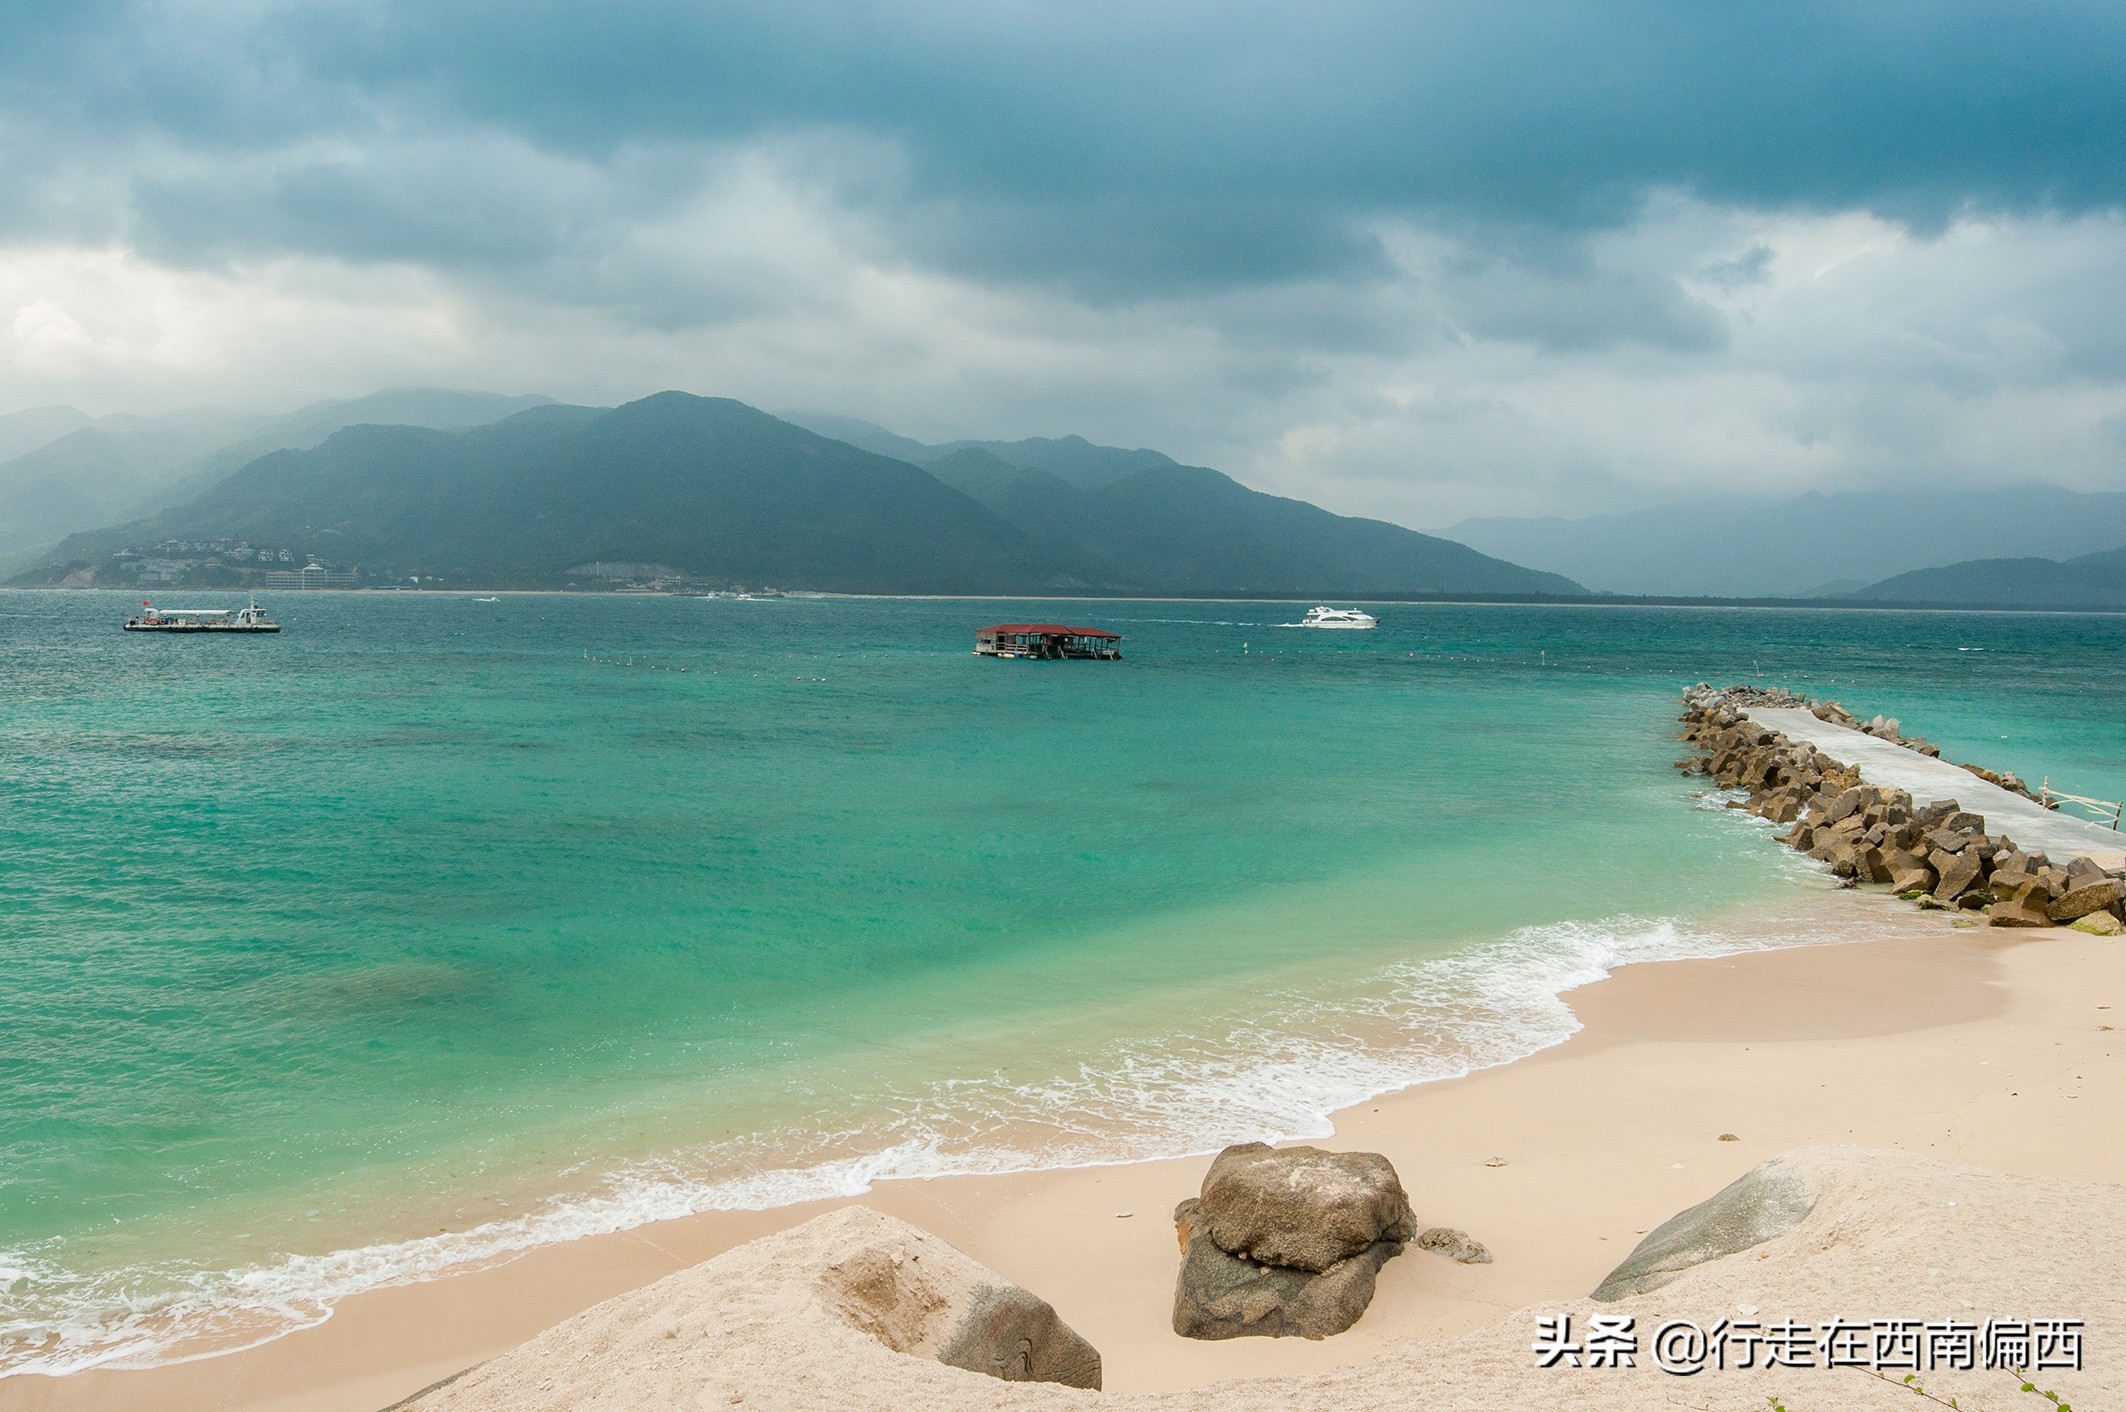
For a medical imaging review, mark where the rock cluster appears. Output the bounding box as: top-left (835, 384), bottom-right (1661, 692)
top-left (1172, 1143), bottom-right (1415, 1340)
top-left (1677, 686), bottom-right (2126, 934)
top-left (1803, 697), bottom-right (1944, 758)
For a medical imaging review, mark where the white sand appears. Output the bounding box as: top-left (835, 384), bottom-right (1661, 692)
top-left (414, 1147), bottom-right (2122, 1412)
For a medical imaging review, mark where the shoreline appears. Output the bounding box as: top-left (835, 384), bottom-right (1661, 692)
top-left (11, 585), bottom-right (2126, 615)
top-left (0, 881), bottom-right (1852, 1381)
top-left (15, 891), bottom-right (2121, 1412)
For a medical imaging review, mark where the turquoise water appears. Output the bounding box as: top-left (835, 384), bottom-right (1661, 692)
top-left (2, 593), bottom-right (2122, 1370)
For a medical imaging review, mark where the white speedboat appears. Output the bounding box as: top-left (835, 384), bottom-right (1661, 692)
top-left (1299, 606), bottom-right (1377, 630)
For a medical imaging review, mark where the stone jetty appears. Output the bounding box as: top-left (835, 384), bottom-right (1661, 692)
top-left (1677, 684), bottom-right (2126, 933)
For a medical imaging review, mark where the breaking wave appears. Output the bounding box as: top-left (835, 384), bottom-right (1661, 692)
top-left (0, 903), bottom-right (1856, 1378)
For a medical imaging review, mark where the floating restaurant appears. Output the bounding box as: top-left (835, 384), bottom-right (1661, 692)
top-left (973, 623), bottom-right (1123, 659)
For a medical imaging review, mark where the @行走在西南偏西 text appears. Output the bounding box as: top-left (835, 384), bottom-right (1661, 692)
top-left (1531, 1313), bottom-right (2084, 1376)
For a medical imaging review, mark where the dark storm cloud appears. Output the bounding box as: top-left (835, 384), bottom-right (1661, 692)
top-left (4, 0), bottom-right (2123, 295)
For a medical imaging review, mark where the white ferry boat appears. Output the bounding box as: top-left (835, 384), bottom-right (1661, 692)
top-left (124, 598), bottom-right (281, 633)
top-left (1299, 606), bottom-right (1377, 630)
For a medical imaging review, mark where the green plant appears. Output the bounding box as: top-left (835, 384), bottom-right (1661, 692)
top-left (1864, 1368), bottom-right (1961, 1407)
top-left (2010, 1368), bottom-right (2072, 1411)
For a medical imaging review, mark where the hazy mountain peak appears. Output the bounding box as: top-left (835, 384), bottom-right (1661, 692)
top-left (776, 412), bottom-right (1179, 488)
top-left (774, 412), bottom-right (937, 464)
top-left (0, 405), bottom-right (93, 464)
top-left (0, 388), bottom-right (570, 574)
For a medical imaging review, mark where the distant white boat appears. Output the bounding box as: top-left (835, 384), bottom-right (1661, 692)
top-left (1299, 606), bottom-right (1377, 630)
top-left (473, 596), bottom-right (500, 603)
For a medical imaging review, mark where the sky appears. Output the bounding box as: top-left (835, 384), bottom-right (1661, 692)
top-left (4, 0), bottom-right (2125, 526)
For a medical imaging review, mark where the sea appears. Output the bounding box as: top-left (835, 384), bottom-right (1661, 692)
top-left (2, 591), bottom-right (2122, 1374)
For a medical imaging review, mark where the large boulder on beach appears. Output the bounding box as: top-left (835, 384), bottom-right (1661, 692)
top-left (1172, 1197), bottom-right (1401, 1340)
top-left (1194, 1142), bottom-right (1415, 1272)
top-left (1591, 1154), bottom-right (1818, 1301)
top-left (1172, 1142), bottom-right (1416, 1341)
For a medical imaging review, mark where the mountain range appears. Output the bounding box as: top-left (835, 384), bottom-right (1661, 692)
top-left (18, 395), bottom-right (1582, 597)
top-left (1441, 488), bottom-right (2126, 599)
top-left (0, 390), bottom-right (554, 572)
top-left (785, 414), bottom-right (1580, 595)
top-left (1849, 544), bottom-right (2126, 609)
top-left (14, 391), bottom-right (2126, 606)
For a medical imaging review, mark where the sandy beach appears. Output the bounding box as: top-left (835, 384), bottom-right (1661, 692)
top-left (10, 888), bottom-right (2120, 1412)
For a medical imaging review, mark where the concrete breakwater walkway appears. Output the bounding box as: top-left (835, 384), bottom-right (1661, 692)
top-left (1678, 684), bottom-right (2126, 930)
top-left (1744, 705), bottom-right (2126, 868)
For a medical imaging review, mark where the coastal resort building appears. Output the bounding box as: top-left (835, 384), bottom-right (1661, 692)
top-left (973, 624), bottom-right (1123, 659)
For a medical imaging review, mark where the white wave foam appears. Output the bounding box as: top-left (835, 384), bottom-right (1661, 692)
top-left (0, 908), bottom-right (1836, 1378)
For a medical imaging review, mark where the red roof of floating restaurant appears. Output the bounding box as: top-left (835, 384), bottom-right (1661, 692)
top-left (978, 623), bottom-right (1121, 639)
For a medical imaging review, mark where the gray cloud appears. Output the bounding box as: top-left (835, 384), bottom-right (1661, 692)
top-left (0, 1), bottom-right (2122, 525)
top-left (7, 1), bottom-right (2126, 285)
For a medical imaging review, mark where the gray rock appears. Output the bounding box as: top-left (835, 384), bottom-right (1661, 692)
top-left (1172, 1198), bottom-right (1399, 1340)
top-left (1414, 1227), bottom-right (1492, 1264)
top-left (1883, 848), bottom-right (1934, 895)
top-left (1988, 881), bottom-right (2056, 929)
top-left (1932, 849), bottom-right (1982, 900)
top-left (1825, 787), bottom-right (1867, 824)
top-left (937, 1283), bottom-right (1103, 1387)
top-left (2050, 877), bottom-right (2124, 922)
top-left (821, 1237), bottom-right (1102, 1388)
top-left (1195, 1142), bottom-right (1415, 1273)
top-left (1591, 1155), bottom-right (1817, 1302)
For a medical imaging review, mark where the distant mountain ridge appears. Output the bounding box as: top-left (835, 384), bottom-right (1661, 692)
top-left (783, 412), bottom-right (1580, 595)
top-left (0, 405), bottom-right (95, 464)
top-left (0, 390), bottom-right (556, 571)
top-left (921, 449), bottom-right (1573, 595)
top-left (23, 394), bottom-right (1581, 597)
top-left (1441, 487), bottom-right (2126, 597)
top-left (782, 413), bottom-right (1176, 488)
top-left (1853, 543), bottom-right (2126, 608)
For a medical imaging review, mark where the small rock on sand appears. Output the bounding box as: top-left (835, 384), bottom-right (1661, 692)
top-left (1414, 1227), bottom-right (1492, 1264)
